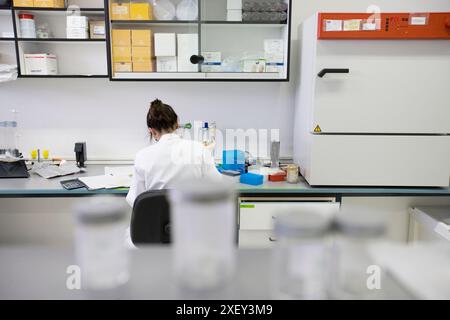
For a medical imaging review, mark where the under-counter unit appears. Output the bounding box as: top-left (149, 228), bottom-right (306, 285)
top-left (238, 197), bottom-right (338, 248)
top-left (107, 0), bottom-right (291, 81)
top-left (294, 12), bottom-right (450, 187)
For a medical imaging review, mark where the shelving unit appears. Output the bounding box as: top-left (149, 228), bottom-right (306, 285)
top-left (11, 0), bottom-right (108, 78)
top-left (0, 0), bottom-right (292, 82)
top-left (107, 0), bottom-right (292, 81)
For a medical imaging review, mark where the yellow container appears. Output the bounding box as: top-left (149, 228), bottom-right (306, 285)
top-left (131, 29), bottom-right (152, 47)
top-left (130, 2), bottom-right (152, 20)
top-left (133, 61), bottom-right (154, 72)
top-left (113, 46), bottom-right (132, 62)
top-left (34, 0), bottom-right (65, 8)
top-left (112, 29), bottom-right (131, 46)
top-left (114, 62), bottom-right (133, 73)
top-left (111, 3), bottom-right (130, 20)
top-left (132, 46), bottom-right (152, 62)
top-left (13, 0), bottom-right (34, 6)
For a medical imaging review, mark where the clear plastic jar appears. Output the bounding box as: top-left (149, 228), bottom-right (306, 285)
top-left (74, 197), bottom-right (130, 291)
top-left (169, 179), bottom-right (236, 291)
top-left (286, 164), bottom-right (299, 184)
top-left (329, 212), bottom-right (386, 299)
top-left (19, 14), bottom-right (36, 38)
top-left (272, 211), bottom-right (332, 299)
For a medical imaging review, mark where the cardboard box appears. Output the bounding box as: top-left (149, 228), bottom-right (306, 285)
top-left (34, 0), bottom-right (65, 8)
top-left (113, 46), bottom-right (132, 62)
top-left (131, 29), bottom-right (152, 47)
top-left (156, 56), bottom-right (177, 72)
top-left (154, 33), bottom-right (176, 57)
top-left (66, 16), bottom-right (88, 28)
top-left (112, 29), bottom-right (131, 46)
top-left (177, 33), bottom-right (198, 72)
top-left (111, 3), bottom-right (130, 20)
top-left (133, 61), bottom-right (154, 72)
top-left (66, 27), bottom-right (88, 39)
top-left (24, 53), bottom-right (58, 75)
top-left (130, 2), bottom-right (152, 20)
top-left (132, 46), bottom-right (152, 62)
top-left (13, 0), bottom-right (34, 6)
top-left (114, 62), bottom-right (132, 73)
top-left (89, 20), bottom-right (105, 39)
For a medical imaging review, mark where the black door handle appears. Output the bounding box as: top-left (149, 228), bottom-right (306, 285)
top-left (318, 68), bottom-right (350, 78)
top-left (190, 55), bottom-right (205, 65)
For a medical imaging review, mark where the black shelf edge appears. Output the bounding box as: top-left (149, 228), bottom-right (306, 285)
top-left (111, 20), bottom-right (198, 24)
top-left (0, 38), bottom-right (15, 41)
top-left (13, 7), bottom-right (104, 12)
top-left (19, 74), bottom-right (108, 78)
top-left (201, 20), bottom-right (287, 25)
top-left (0, 6), bottom-right (12, 10)
top-left (17, 38), bottom-right (106, 42)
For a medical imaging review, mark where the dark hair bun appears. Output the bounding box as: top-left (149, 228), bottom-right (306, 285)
top-left (147, 99), bottom-right (178, 133)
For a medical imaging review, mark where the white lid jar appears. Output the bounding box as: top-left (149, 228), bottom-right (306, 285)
top-left (19, 13), bottom-right (36, 38)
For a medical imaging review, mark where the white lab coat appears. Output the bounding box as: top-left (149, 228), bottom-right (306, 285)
top-left (126, 133), bottom-right (221, 207)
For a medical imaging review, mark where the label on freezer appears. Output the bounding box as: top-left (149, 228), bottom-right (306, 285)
top-left (343, 19), bottom-right (362, 31)
top-left (410, 16), bottom-right (427, 25)
top-left (324, 20), bottom-right (342, 32)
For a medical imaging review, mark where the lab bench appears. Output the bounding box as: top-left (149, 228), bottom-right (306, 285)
top-left (0, 164), bottom-right (449, 247)
top-left (0, 164), bottom-right (449, 198)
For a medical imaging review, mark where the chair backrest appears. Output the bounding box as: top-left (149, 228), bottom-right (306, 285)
top-left (130, 189), bottom-right (171, 246)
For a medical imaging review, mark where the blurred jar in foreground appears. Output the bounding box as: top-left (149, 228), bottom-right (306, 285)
top-left (272, 211), bottom-right (332, 299)
top-left (74, 197), bottom-right (130, 291)
top-left (169, 179), bottom-right (236, 291)
top-left (329, 212), bottom-right (386, 299)
top-left (286, 164), bottom-right (299, 184)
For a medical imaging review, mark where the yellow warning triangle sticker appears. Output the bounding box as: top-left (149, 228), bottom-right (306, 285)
top-left (314, 125), bottom-right (322, 133)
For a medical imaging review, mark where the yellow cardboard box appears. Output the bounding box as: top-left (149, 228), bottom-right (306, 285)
top-left (131, 29), bottom-right (152, 47)
top-left (34, 0), bottom-right (65, 8)
top-left (111, 3), bottom-right (130, 20)
top-left (113, 46), bottom-right (132, 62)
top-left (130, 2), bottom-right (152, 20)
top-left (13, 0), bottom-right (34, 6)
top-left (114, 62), bottom-right (133, 73)
top-left (133, 61), bottom-right (154, 72)
top-left (132, 46), bottom-right (152, 62)
top-left (112, 29), bottom-right (131, 46)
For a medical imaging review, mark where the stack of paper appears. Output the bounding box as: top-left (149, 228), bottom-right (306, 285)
top-left (79, 166), bottom-right (134, 190)
top-left (34, 163), bottom-right (80, 179)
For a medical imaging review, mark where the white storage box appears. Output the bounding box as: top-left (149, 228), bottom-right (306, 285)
top-left (66, 16), bottom-right (89, 28)
top-left (67, 27), bottom-right (89, 39)
top-left (24, 53), bottom-right (58, 75)
top-left (227, 9), bottom-right (242, 21)
top-left (202, 51), bottom-right (221, 72)
top-left (154, 33), bottom-right (176, 57)
top-left (157, 56), bottom-right (177, 72)
top-left (177, 33), bottom-right (198, 72)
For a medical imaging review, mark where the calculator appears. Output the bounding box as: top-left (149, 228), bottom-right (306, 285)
top-left (60, 179), bottom-right (86, 190)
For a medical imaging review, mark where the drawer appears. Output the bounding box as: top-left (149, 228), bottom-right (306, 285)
top-left (239, 200), bottom-right (339, 230)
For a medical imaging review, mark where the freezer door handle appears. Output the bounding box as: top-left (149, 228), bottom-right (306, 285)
top-left (190, 55), bottom-right (205, 65)
top-left (317, 68), bottom-right (350, 78)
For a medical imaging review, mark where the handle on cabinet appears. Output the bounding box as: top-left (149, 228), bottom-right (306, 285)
top-left (190, 55), bottom-right (205, 65)
top-left (317, 68), bottom-right (350, 78)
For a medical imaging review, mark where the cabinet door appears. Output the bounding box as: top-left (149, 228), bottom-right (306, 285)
top-left (313, 40), bottom-right (450, 134)
top-left (200, 0), bottom-right (290, 80)
top-left (109, 0), bottom-right (201, 80)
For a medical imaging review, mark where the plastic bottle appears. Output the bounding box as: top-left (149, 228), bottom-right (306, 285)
top-left (19, 13), bottom-right (36, 38)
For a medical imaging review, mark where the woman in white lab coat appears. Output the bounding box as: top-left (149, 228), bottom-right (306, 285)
top-left (126, 99), bottom-right (221, 207)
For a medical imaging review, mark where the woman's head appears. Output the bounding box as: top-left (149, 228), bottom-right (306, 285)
top-left (147, 99), bottom-right (178, 141)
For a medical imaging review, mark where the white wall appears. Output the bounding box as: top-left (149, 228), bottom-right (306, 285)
top-left (1, 0), bottom-right (448, 160)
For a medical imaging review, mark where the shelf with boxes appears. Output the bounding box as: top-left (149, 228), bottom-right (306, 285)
top-left (10, 0), bottom-right (109, 77)
top-left (107, 0), bottom-right (291, 81)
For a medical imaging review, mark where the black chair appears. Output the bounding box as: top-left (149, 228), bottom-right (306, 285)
top-left (130, 189), bottom-right (171, 246)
